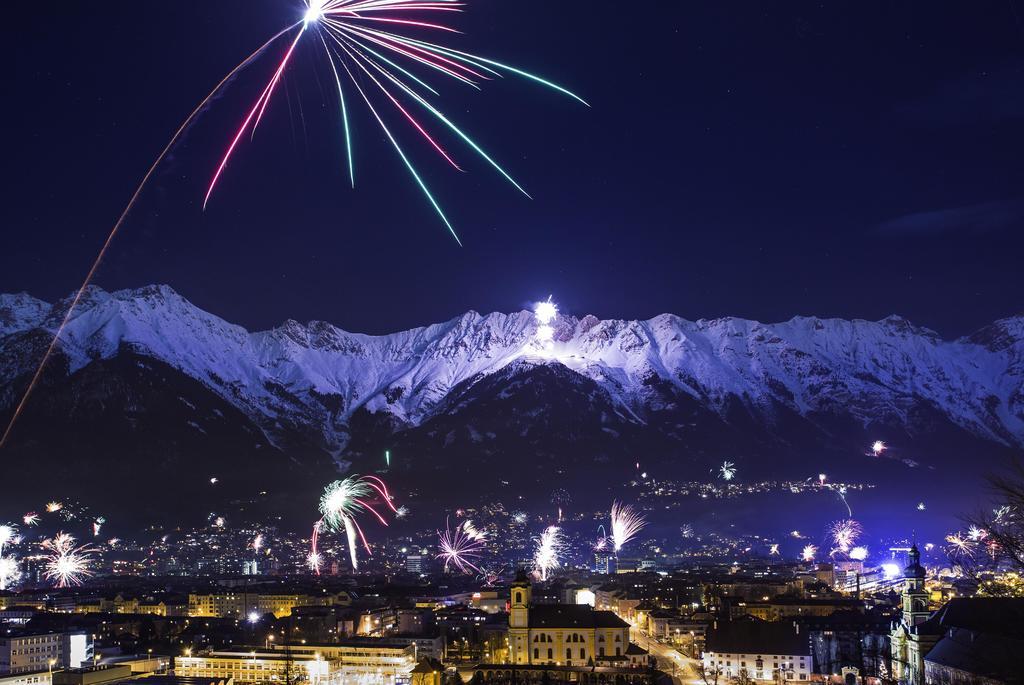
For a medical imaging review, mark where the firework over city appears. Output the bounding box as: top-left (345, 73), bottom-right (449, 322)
top-left (0, 5), bottom-right (1022, 679)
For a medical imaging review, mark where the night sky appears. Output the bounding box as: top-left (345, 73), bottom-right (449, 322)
top-left (4, 1), bottom-right (1023, 336)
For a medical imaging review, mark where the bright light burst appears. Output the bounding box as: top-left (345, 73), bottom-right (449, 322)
top-left (436, 517), bottom-right (485, 574)
top-left (967, 526), bottom-right (989, 542)
top-left (43, 533), bottom-right (95, 588)
top-left (768, 543), bottom-right (780, 556)
top-left (609, 501), bottom-right (646, 554)
top-left (533, 525), bottom-right (564, 581)
top-left (461, 520), bottom-right (488, 542)
top-left (870, 440), bottom-right (887, 457)
top-left (22, 513), bottom-right (39, 527)
top-left (312, 475), bottom-right (397, 571)
top-left (252, 534), bottom-right (265, 553)
top-left (849, 546), bottom-right (869, 561)
top-left (881, 562), bottom-right (901, 579)
top-left (45, 502), bottom-right (63, 514)
top-left (829, 519), bottom-right (863, 554)
top-left (0, 524), bottom-right (19, 591)
top-left (945, 532), bottom-right (977, 560)
top-left (719, 461), bottom-right (737, 481)
top-left (801, 544), bottom-right (818, 562)
top-left (0, 555), bottom-right (20, 591)
top-left (535, 298), bottom-right (558, 325)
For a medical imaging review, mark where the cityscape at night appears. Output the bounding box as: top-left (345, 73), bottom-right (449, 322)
top-left (2, 2), bottom-right (1023, 685)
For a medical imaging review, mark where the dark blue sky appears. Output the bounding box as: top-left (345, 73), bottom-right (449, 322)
top-left (4, 1), bottom-right (1023, 335)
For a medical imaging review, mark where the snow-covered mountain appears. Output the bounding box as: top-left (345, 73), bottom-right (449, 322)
top-left (2, 284), bottom-right (1023, 459)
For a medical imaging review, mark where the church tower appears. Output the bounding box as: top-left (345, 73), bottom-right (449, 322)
top-left (509, 571), bottom-right (532, 663)
top-left (510, 570), bottom-right (531, 628)
top-left (901, 544), bottom-right (929, 626)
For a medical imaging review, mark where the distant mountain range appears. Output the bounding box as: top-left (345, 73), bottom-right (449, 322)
top-left (1, 284), bottom-right (1020, 528)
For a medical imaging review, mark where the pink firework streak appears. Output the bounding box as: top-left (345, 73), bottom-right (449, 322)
top-left (436, 518), bottom-right (486, 574)
top-left (309, 475), bottom-right (398, 573)
top-left (204, 0), bottom-right (587, 244)
top-left (0, 0), bottom-right (585, 452)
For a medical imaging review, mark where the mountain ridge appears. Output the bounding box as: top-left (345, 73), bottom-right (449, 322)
top-left (2, 284), bottom-right (1023, 461)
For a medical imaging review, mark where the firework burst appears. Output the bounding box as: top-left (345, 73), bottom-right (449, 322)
top-left (533, 525), bottom-right (564, 581)
top-left (945, 532), bottom-right (976, 560)
top-left (311, 475), bottom-right (397, 572)
top-left (22, 513), bottom-right (39, 527)
top-left (609, 501), bottom-right (646, 554)
top-left (436, 518), bottom-right (486, 574)
top-left (719, 461), bottom-right (737, 481)
top-left (203, 0), bottom-right (586, 240)
top-left (0, 524), bottom-right (19, 591)
top-left (828, 519), bottom-right (863, 555)
top-left (43, 533), bottom-right (95, 588)
top-left (801, 544), bottom-right (818, 562)
top-left (849, 545), bottom-right (869, 561)
top-left (870, 440), bottom-right (887, 457)
top-left (45, 502), bottom-right (63, 514)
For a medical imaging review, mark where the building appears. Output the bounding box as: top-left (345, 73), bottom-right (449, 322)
top-left (0, 632), bottom-right (92, 675)
top-left (0, 671), bottom-right (50, 685)
top-left (508, 573), bottom-right (632, 667)
top-left (405, 556), bottom-right (426, 575)
top-left (919, 599), bottom-right (1024, 685)
top-left (52, 665), bottom-right (133, 685)
top-left (889, 545), bottom-right (938, 685)
top-left (702, 618), bottom-right (812, 682)
top-left (175, 650), bottom-right (331, 685)
top-left (265, 640), bottom-right (417, 681)
top-left (187, 592), bottom-right (331, 620)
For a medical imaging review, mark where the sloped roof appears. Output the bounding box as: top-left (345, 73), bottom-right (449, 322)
top-left (930, 598), bottom-right (1024, 639)
top-left (527, 605), bottom-right (629, 629)
top-left (924, 627), bottom-right (1019, 681)
top-left (705, 618), bottom-right (810, 656)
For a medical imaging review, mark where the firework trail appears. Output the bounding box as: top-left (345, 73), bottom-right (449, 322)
top-left (828, 519), bottom-right (863, 555)
top-left (594, 524), bottom-right (609, 551)
top-left (0, 524), bottom-right (19, 591)
top-left (609, 501), bottom-right (646, 554)
top-left (43, 533), bottom-right (95, 588)
top-left (0, 1), bottom-right (585, 451)
top-left (436, 518), bottom-right (486, 574)
top-left (719, 461), bottom-right (737, 481)
top-left (533, 525), bottom-right (564, 581)
top-left (0, 27), bottom-right (297, 452)
top-left (311, 475), bottom-right (397, 572)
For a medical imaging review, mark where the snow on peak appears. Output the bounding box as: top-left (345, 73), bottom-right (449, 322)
top-left (2, 285), bottom-right (1023, 450)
